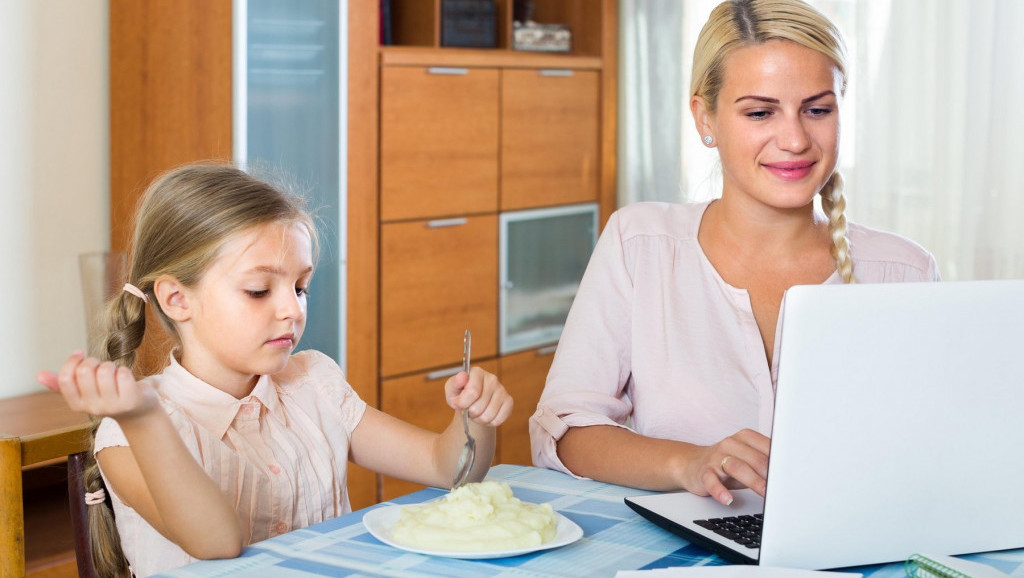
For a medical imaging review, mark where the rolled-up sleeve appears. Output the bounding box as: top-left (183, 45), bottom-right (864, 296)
top-left (529, 210), bottom-right (636, 476)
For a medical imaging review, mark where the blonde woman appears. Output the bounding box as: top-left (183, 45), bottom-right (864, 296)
top-left (530, 0), bottom-right (938, 506)
top-left (38, 164), bottom-right (512, 576)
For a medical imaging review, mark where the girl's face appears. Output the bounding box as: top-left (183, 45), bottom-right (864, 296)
top-left (693, 39), bottom-right (842, 213)
top-left (177, 221), bottom-right (313, 393)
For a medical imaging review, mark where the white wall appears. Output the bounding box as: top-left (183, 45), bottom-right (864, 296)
top-left (0, 0), bottom-right (109, 399)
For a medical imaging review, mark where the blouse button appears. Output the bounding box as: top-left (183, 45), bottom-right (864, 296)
top-left (274, 521), bottom-right (289, 535)
top-left (268, 464), bottom-right (282, 475)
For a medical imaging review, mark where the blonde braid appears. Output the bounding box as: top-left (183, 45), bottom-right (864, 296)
top-left (820, 171), bottom-right (856, 283)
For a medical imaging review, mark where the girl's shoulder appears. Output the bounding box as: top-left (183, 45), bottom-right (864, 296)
top-left (273, 349), bottom-right (346, 388)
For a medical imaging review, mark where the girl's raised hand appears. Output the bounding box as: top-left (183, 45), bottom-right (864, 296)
top-left (444, 366), bottom-right (513, 427)
top-left (36, 351), bottom-right (160, 420)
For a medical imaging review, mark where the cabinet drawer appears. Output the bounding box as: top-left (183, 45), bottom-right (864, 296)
top-left (379, 359), bottom-right (500, 501)
top-left (381, 66), bottom-right (500, 221)
top-left (497, 345), bottom-right (557, 466)
top-left (380, 215), bottom-right (498, 377)
top-left (501, 68), bottom-right (600, 211)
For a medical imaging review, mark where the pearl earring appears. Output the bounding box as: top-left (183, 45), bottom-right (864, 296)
top-left (703, 135), bottom-right (713, 145)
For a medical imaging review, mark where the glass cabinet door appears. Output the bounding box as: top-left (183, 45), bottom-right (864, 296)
top-left (235, 0), bottom-right (346, 364)
top-left (500, 203), bottom-right (598, 354)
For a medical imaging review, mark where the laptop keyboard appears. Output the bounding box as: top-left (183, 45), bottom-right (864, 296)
top-left (694, 514), bottom-right (763, 549)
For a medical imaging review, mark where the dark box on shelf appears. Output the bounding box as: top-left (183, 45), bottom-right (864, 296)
top-left (441, 0), bottom-right (497, 48)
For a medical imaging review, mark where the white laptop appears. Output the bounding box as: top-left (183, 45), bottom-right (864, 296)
top-left (625, 280), bottom-right (1024, 570)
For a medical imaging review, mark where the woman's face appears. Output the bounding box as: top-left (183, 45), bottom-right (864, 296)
top-left (693, 39), bottom-right (843, 213)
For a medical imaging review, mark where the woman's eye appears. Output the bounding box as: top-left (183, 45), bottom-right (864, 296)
top-left (746, 110), bottom-right (771, 120)
top-left (296, 286), bottom-right (309, 297)
top-left (806, 106), bottom-right (833, 117)
top-left (245, 289), bottom-right (269, 298)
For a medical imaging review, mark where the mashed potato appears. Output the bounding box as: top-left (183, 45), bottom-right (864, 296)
top-left (391, 481), bottom-right (558, 552)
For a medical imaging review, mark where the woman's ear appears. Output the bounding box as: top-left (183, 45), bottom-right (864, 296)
top-left (690, 95), bottom-right (715, 145)
top-left (153, 275), bottom-right (191, 322)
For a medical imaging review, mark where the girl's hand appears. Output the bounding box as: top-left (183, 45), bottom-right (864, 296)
top-left (683, 429), bottom-right (770, 506)
top-left (36, 351), bottom-right (160, 420)
top-left (444, 366), bottom-right (513, 427)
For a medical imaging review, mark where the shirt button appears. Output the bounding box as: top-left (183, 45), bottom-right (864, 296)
top-left (274, 521), bottom-right (289, 535)
top-left (268, 464), bottom-right (282, 475)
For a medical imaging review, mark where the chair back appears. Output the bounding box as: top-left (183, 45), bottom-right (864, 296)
top-left (68, 451), bottom-right (99, 578)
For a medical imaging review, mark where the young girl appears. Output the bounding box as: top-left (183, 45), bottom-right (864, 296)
top-left (38, 164), bottom-right (513, 577)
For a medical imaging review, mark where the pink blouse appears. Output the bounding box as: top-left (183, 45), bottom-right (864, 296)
top-left (530, 201), bottom-right (939, 476)
top-left (94, 350), bottom-right (367, 577)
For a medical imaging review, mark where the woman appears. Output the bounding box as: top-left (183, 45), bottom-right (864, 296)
top-left (529, 0), bottom-right (938, 506)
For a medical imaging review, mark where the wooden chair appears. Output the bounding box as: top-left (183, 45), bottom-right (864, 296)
top-left (68, 451), bottom-right (100, 578)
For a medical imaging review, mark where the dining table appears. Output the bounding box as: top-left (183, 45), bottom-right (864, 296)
top-left (155, 464), bottom-right (1024, 577)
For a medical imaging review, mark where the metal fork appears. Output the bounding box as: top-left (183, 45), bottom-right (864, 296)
top-left (451, 329), bottom-right (477, 489)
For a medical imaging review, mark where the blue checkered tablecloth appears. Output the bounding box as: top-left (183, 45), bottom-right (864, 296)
top-left (156, 465), bottom-right (1024, 577)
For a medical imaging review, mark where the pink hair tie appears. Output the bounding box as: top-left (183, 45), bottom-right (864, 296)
top-left (122, 283), bottom-right (148, 304)
top-left (84, 489), bottom-right (107, 506)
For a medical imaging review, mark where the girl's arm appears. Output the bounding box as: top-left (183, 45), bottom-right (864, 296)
top-left (350, 367), bottom-right (512, 488)
top-left (38, 352), bottom-right (245, 559)
top-left (557, 424), bottom-right (771, 505)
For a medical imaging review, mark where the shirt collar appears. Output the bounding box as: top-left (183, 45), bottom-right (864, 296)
top-left (159, 352), bottom-right (284, 439)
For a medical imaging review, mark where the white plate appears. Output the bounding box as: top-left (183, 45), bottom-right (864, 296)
top-left (362, 504), bottom-right (584, 560)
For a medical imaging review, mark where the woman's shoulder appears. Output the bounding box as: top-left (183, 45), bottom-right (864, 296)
top-left (610, 201), bottom-right (709, 242)
top-left (847, 221), bottom-right (938, 279)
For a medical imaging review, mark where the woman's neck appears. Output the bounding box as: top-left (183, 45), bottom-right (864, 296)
top-left (700, 195), bottom-right (828, 260)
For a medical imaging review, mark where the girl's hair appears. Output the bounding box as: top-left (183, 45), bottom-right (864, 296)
top-left (692, 0), bottom-right (855, 283)
top-left (82, 163), bottom-right (316, 576)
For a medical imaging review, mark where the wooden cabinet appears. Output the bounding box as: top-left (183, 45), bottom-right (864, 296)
top-left (379, 359), bottom-right (500, 501)
top-left (380, 66), bottom-right (500, 221)
top-left (350, 0), bottom-right (617, 497)
top-left (501, 69), bottom-right (600, 211)
top-left (497, 345), bottom-right (557, 466)
top-left (380, 215), bottom-right (499, 377)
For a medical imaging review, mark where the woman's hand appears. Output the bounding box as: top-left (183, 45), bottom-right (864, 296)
top-left (36, 351), bottom-right (160, 420)
top-left (444, 366), bottom-right (513, 427)
top-left (684, 429), bottom-right (770, 506)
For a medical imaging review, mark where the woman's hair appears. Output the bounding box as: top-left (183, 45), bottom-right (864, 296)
top-left (692, 0), bottom-right (855, 283)
top-left (81, 162), bottom-right (316, 576)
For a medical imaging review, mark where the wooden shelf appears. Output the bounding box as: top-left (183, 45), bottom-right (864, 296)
top-left (379, 45), bottom-right (601, 69)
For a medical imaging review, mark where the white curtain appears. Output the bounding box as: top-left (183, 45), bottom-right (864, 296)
top-left (619, 0), bottom-right (1024, 280)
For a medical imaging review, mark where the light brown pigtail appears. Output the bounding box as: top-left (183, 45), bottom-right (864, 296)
top-left (78, 290), bottom-right (148, 577)
top-left (81, 434), bottom-right (132, 577)
top-left (820, 171), bottom-right (856, 283)
top-left (104, 289), bottom-right (149, 369)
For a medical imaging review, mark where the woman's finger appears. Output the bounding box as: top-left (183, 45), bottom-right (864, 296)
top-left (721, 454), bottom-right (767, 497)
top-left (701, 467), bottom-right (734, 505)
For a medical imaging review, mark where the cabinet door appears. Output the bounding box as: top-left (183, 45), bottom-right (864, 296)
top-left (501, 69), bottom-right (600, 211)
top-left (380, 215), bottom-right (498, 377)
top-left (379, 359), bottom-right (500, 501)
top-left (380, 66), bottom-right (499, 221)
top-left (497, 345), bottom-right (557, 466)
